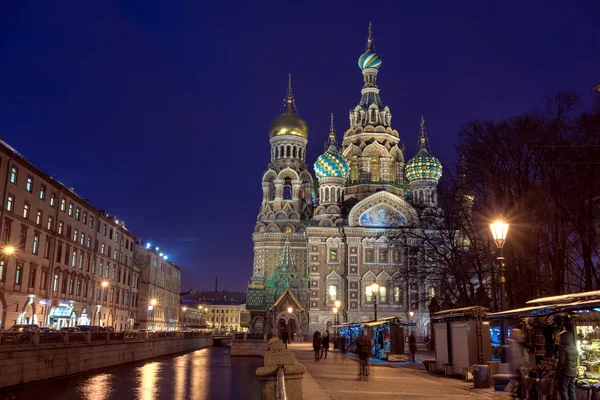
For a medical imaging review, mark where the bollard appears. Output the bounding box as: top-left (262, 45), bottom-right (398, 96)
top-left (256, 338), bottom-right (306, 400)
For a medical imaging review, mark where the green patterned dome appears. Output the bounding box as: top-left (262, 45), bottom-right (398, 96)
top-left (314, 146), bottom-right (349, 180)
top-left (406, 147), bottom-right (443, 182)
top-left (358, 51), bottom-right (382, 70)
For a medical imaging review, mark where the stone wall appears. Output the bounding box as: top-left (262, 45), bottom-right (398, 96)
top-left (0, 336), bottom-right (212, 389)
top-left (231, 339), bottom-right (269, 357)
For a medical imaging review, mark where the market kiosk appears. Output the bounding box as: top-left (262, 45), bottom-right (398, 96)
top-left (486, 290), bottom-right (600, 399)
top-left (334, 317), bottom-right (414, 360)
top-left (432, 307), bottom-right (492, 377)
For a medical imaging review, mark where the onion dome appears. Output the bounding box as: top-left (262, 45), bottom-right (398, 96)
top-left (406, 117), bottom-right (443, 182)
top-left (269, 74), bottom-right (309, 139)
top-left (314, 114), bottom-right (350, 180)
top-left (358, 22), bottom-right (382, 70)
top-left (358, 51), bottom-right (382, 70)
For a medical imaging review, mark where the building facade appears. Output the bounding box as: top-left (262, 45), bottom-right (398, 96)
top-left (134, 242), bottom-right (181, 331)
top-left (246, 26), bottom-right (444, 340)
top-left (0, 140), bottom-right (177, 331)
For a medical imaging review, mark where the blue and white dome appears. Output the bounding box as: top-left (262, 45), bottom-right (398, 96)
top-left (314, 146), bottom-right (349, 180)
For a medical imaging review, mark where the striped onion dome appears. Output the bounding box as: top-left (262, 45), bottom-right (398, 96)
top-left (405, 147), bottom-right (443, 182)
top-left (314, 146), bottom-right (349, 180)
top-left (358, 50), bottom-right (382, 70)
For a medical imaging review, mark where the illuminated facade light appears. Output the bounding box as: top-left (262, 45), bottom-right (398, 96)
top-left (146, 243), bottom-right (151, 249)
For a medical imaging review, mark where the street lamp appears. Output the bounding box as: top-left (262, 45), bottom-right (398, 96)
top-left (182, 306), bottom-right (187, 312)
top-left (101, 281), bottom-right (109, 288)
top-left (409, 311), bottom-right (414, 319)
top-left (370, 281), bottom-right (380, 321)
top-left (334, 300), bottom-right (341, 325)
top-left (332, 307), bottom-right (338, 325)
top-left (2, 245), bottom-right (15, 255)
top-left (490, 219), bottom-right (509, 347)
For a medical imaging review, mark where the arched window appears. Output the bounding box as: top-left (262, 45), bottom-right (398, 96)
top-left (283, 178), bottom-right (293, 200)
top-left (350, 156), bottom-right (358, 183)
top-left (371, 156), bottom-right (380, 182)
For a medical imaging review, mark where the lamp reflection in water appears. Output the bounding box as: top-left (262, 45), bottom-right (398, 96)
top-left (137, 361), bottom-right (162, 400)
top-left (77, 373), bottom-right (114, 400)
top-left (174, 353), bottom-right (188, 399)
top-left (191, 348), bottom-right (211, 398)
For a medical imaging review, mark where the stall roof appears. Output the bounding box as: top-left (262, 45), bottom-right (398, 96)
top-left (526, 290), bottom-right (600, 305)
top-left (485, 305), bottom-right (555, 319)
top-left (364, 320), bottom-right (416, 327)
top-left (432, 306), bottom-right (488, 320)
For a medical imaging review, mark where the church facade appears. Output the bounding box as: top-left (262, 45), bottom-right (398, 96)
top-left (245, 27), bottom-right (444, 340)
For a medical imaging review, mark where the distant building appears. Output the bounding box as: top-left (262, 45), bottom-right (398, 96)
top-left (135, 242), bottom-right (182, 331)
top-left (0, 138), bottom-right (181, 331)
top-left (181, 289), bottom-right (246, 304)
top-left (180, 290), bottom-right (247, 332)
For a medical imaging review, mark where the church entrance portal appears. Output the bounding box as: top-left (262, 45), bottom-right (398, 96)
top-left (278, 318), bottom-right (296, 342)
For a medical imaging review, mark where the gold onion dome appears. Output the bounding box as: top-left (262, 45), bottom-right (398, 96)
top-left (314, 114), bottom-right (349, 180)
top-left (269, 75), bottom-right (309, 139)
top-left (405, 117), bottom-right (443, 182)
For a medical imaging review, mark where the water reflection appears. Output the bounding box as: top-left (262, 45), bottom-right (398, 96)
top-left (0, 347), bottom-right (262, 400)
top-left (77, 373), bottom-right (114, 400)
top-left (173, 354), bottom-right (187, 400)
top-left (137, 362), bottom-right (162, 400)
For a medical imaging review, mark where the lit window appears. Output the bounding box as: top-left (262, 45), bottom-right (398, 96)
top-left (80, 233), bottom-right (84, 245)
top-left (328, 285), bottom-right (337, 302)
top-left (105, 264), bottom-right (109, 278)
top-left (379, 286), bottom-right (387, 302)
top-left (103, 225), bottom-right (107, 236)
top-left (428, 287), bottom-right (436, 300)
top-left (26, 176), bottom-right (33, 192)
top-left (101, 243), bottom-right (105, 254)
top-left (32, 233), bottom-right (39, 255)
top-left (87, 236), bottom-right (91, 248)
top-left (53, 274), bottom-right (59, 292)
top-left (365, 249), bottom-right (373, 263)
top-left (47, 216), bottom-right (53, 230)
top-left (0, 260), bottom-right (4, 282)
top-left (36, 210), bottom-right (42, 225)
top-left (71, 251), bottom-right (77, 267)
top-left (15, 264), bottom-right (22, 284)
top-left (394, 286), bottom-right (401, 303)
top-left (58, 221), bottom-right (64, 235)
top-left (82, 212), bottom-right (87, 224)
top-left (60, 199), bottom-right (66, 212)
top-left (75, 208), bottom-right (80, 221)
top-left (50, 193), bottom-right (56, 206)
top-left (23, 203), bottom-right (30, 219)
top-left (39, 184), bottom-right (46, 200)
top-left (366, 286), bottom-right (373, 303)
top-left (329, 250), bottom-right (338, 262)
top-left (6, 195), bottom-right (14, 212)
top-left (68, 203), bottom-right (73, 216)
top-left (73, 229), bottom-right (78, 242)
top-left (89, 216), bottom-right (94, 229)
top-left (10, 167), bottom-right (18, 184)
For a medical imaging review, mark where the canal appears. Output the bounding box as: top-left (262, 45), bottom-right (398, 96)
top-left (0, 347), bottom-right (262, 400)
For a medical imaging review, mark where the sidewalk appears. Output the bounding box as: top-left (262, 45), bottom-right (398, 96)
top-left (289, 343), bottom-right (512, 399)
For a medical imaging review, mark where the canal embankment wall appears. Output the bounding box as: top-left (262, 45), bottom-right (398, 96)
top-left (0, 335), bottom-right (212, 389)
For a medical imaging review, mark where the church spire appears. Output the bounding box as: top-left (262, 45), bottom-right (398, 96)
top-left (366, 21), bottom-right (373, 52)
top-left (419, 116), bottom-right (427, 150)
top-left (328, 113), bottom-right (337, 148)
top-left (278, 236), bottom-right (296, 273)
top-left (281, 73), bottom-right (299, 116)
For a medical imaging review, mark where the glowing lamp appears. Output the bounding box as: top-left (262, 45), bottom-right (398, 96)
top-left (182, 306), bottom-right (187, 312)
top-left (3, 245), bottom-right (15, 255)
top-left (150, 299), bottom-right (158, 306)
top-left (146, 243), bottom-right (151, 249)
top-left (332, 307), bottom-right (338, 314)
top-left (370, 281), bottom-right (380, 294)
top-left (409, 311), bottom-right (414, 318)
top-left (101, 281), bottom-right (109, 288)
top-left (490, 220), bottom-right (509, 248)
top-left (334, 300), bottom-right (341, 309)
top-left (287, 307), bottom-right (293, 314)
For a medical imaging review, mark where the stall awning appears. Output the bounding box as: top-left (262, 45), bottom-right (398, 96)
top-left (432, 306), bottom-right (488, 320)
top-left (526, 290), bottom-right (600, 305)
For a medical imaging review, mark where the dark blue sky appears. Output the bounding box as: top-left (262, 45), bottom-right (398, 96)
top-left (1, 1), bottom-right (598, 292)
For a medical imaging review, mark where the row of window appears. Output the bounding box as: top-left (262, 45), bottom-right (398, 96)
top-left (326, 284), bottom-right (434, 305)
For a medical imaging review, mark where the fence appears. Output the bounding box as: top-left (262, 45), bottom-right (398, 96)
top-left (0, 330), bottom-right (212, 349)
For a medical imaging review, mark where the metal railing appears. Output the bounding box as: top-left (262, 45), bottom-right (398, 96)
top-left (276, 367), bottom-right (287, 400)
top-left (0, 330), bottom-right (212, 349)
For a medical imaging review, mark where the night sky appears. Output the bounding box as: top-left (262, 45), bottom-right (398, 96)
top-left (1, 1), bottom-right (598, 293)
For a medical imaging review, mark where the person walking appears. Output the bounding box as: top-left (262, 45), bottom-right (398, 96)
top-left (313, 331), bottom-right (322, 362)
top-left (321, 331), bottom-right (330, 359)
top-left (357, 329), bottom-right (371, 380)
top-left (408, 332), bottom-right (417, 362)
top-left (557, 330), bottom-right (577, 400)
top-left (281, 328), bottom-right (289, 349)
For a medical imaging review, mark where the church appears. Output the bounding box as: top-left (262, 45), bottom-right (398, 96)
top-left (245, 26), bottom-right (444, 341)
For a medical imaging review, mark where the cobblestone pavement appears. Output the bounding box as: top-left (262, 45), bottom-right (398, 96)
top-left (289, 343), bottom-right (512, 400)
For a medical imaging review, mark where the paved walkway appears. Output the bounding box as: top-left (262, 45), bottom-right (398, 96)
top-left (289, 343), bottom-right (511, 400)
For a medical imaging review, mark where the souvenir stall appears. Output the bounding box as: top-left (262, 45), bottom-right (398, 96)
top-left (432, 307), bottom-right (492, 377)
top-left (486, 291), bottom-right (600, 399)
top-left (335, 317), bottom-right (414, 360)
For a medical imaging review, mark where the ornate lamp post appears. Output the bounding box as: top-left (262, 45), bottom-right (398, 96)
top-left (334, 300), bottom-right (341, 325)
top-left (370, 281), bottom-right (380, 321)
top-left (490, 219), bottom-right (509, 347)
